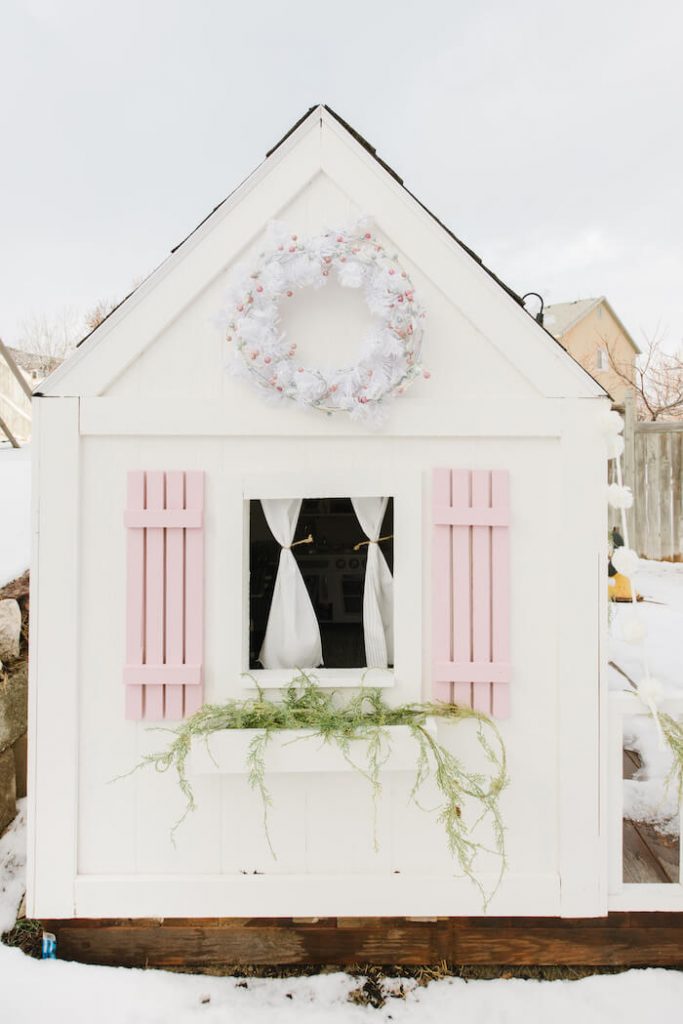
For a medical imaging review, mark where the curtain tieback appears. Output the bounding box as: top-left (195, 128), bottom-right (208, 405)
top-left (353, 534), bottom-right (394, 552)
top-left (283, 534), bottom-right (314, 551)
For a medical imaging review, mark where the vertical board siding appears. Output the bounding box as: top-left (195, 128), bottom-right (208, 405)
top-left (124, 470), bottom-right (204, 720)
top-left (432, 468), bottom-right (511, 717)
top-left (431, 469), bottom-right (453, 703)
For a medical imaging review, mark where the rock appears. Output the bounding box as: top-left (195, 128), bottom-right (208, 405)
top-left (0, 746), bottom-right (16, 835)
top-left (0, 600), bottom-right (21, 662)
top-left (0, 663), bottom-right (28, 751)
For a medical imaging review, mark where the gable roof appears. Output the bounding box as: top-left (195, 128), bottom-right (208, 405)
top-left (37, 105), bottom-right (608, 400)
top-left (545, 296), bottom-right (641, 354)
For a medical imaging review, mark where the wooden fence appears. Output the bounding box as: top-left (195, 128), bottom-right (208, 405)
top-left (621, 395), bottom-right (683, 561)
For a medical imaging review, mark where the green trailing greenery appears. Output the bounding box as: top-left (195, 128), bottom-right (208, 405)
top-left (660, 711), bottom-right (683, 804)
top-left (127, 674), bottom-right (508, 905)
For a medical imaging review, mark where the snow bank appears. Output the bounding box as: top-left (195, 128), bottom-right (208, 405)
top-left (610, 561), bottom-right (683, 697)
top-left (0, 445), bottom-right (31, 588)
top-left (0, 798), bottom-right (26, 934)
top-left (0, 942), bottom-right (682, 1023)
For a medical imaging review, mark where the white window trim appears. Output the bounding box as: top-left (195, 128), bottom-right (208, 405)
top-left (596, 349), bottom-right (609, 372)
top-left (231, 469), bottom-right (422, 692)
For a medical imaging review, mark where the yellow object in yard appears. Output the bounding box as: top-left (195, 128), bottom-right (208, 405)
top-left (608, 572), bottom-right (636, 602)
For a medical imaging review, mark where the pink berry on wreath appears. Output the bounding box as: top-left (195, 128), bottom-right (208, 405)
top-left (364, 232), bottom-right (371, 239)
top-left (287, 290), bottom-right (293, 297)
top-left (291, 343), bottom-right (297, 350)
top-left (297, 367), bottom-right (304, 373)
top-left (291, 234), bottom-right (298, 240)
top-left (328, 384), bottom-right (337, 393)
top-left (423, 370), bottom-right (431, 380)
top-left (256, 285), bottom-right (263, 293)
top-left (289, 246), bottom-right (296, 252)
top-left (276, 386), bottom-right (283, 392)
top-left (388, 268), bottom-right (395, 275)
top-left (264, 355), bottom-right (271, 364)
top-left (337, 235), bottom-right (344, 242)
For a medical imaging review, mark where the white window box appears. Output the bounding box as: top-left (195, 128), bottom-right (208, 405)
top-left (188, 719), bottom-right (437, 776)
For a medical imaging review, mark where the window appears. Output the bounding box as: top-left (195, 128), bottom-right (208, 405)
top-left (249, 497), bottom-right (394, 671)
top-left (231, 471), bottom-right (420, 694)
top-left (596, 348), bottom-right (609, 372)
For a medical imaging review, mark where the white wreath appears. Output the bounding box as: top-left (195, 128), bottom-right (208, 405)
top-left (217, 220), bottom-right (427, 422)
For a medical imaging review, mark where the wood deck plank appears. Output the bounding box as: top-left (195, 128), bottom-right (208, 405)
top-left (42, 913), bottom-right (683, 968)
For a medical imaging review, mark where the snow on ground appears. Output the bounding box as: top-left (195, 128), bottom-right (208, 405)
top-left (0, 799), bottom-right (26, 934)
top-left (1, 945), bottom-right (683, 1024)
top-left (0, 444), bottom-right (31, 588)
top-left (609, 559), bottom-right (683, 696)
top-left (609, 560), bottom-right (683, 832)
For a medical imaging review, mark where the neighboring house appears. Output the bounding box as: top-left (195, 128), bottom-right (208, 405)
top-left (544, 297), bottom-right (639, 403)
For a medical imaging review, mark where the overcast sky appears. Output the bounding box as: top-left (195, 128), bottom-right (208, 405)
top-left (1, 0), bottom-right (682, 351)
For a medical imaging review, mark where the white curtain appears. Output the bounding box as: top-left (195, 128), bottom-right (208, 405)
top-left (351, 497), bottom-right (394, 668)
top-left (259, 499), bottom-right (323, 670)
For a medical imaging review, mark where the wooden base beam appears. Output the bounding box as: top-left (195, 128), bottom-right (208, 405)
top-left (43, 913), bottom-right (683, 968)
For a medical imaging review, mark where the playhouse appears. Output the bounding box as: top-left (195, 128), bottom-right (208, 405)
top-left (28, 106), bottom-right (617, 928)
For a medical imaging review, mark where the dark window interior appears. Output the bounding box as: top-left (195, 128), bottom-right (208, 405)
top-left (249, 497), bottom-right (393, 669)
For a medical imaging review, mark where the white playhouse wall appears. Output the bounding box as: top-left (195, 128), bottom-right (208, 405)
top-left (27, 108), bottom-right (611, 919)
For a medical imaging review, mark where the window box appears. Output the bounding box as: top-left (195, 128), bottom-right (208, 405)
top-left (188, 719), bottom-right (437, 776)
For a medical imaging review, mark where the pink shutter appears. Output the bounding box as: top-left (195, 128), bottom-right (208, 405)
top-left (124, 470), bottom-right (205, 721)
top-left (432, 468), bottom-right (510, 717)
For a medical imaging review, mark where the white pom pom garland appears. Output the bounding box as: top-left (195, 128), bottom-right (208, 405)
top-left (636, 675), bottom-right (664, 708)
top-left (607, 483), bottom-right (634, 509)
top-left (612, 546), bottom-right (639, 577)
top-left (605, 433), bottom-right (625, 460)
top-left (620, 614), bottom-right (647, 645)
top-left (601, 410), bottom-right (624, 436)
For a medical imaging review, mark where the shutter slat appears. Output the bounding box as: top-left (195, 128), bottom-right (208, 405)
top-left (164, 471), bottom-right (185, 720)
top-left (125, 471), bottom-right (146, 720)
top-left (432, 468), bottom-right (510, 717)
top-left (491, 471), bottom-right (511, 718)
top-left (471, 470), bottom-right (492, 714)
top-left (184, 471), bottom-right (205, 716)
top-left (451, 469), bottom-right (472, 708)
top-left (144, 471), bottom-right (166, 720)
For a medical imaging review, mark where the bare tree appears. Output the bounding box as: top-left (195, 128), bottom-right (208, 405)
top-left (17, 307), bottom-right (83, 376)
top-left (84, 297), bottom-right (118, 333)
top-left (608, 333), bottom-right (683, 421)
